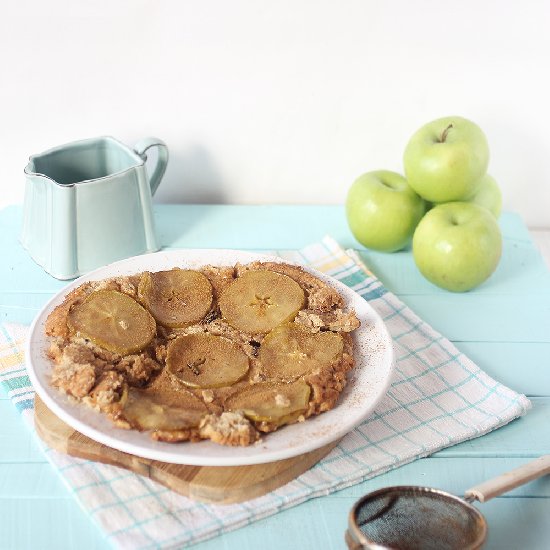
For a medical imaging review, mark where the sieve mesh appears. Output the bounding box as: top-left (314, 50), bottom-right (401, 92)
top-left (349, 486), bottom-right (487, 550)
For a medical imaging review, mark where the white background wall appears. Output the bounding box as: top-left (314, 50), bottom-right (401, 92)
top-left (1, 0), bottom-right (549, 227)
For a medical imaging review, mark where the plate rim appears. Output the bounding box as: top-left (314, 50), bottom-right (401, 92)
top-left (26, 248), bottom-right (395, 466)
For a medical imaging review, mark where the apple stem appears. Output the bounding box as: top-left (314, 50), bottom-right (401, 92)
top-left (439, 124), bottom-right (453, 143)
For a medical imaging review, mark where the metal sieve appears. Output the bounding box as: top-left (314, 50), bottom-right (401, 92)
top-left (346, 455), bottom-right (550, 550)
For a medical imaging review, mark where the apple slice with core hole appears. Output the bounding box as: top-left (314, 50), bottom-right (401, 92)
top-left (166, 333), bottom-right (249, 389)
top-left (259, 322), bottom-right (344, 380)
top-left (67, 290), bottom-right (156, 355)
top-left (219, 270), bottom-right (305, 334)
top-left (138, 269), bottom-right (213, 328)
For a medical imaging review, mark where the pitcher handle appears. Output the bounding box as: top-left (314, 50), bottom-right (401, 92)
top-left (133, 137), bottom-right (169, 196)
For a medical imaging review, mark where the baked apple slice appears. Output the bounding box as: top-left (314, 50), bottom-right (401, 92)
top-left (138, 269), bottom-right (213, 328)
top-left (259, 322), bottom-right (344, 380)
top-left (226, 381), bottom-right (311, 426)
top-left (67, 290), bottom-right (156, 355)
top-left (120, 387), bottom-right (207, 431)
top-left (219, 270), bottom-right (305, 334)
top-left (166, 333), bottom-right (249, 389)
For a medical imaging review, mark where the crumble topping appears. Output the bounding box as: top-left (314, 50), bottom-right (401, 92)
top-left (199, 411), bottom-right (259, 446)
top-left (294, 309), bottom-right (361, 333)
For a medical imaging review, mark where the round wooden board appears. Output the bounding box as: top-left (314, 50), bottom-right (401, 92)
top-left (34, 395), bottom-right (339, 504)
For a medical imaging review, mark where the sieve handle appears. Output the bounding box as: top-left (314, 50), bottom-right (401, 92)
top-left (465, 455), bottom-right (550, 503)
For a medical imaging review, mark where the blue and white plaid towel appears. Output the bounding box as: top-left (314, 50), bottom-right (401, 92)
top-left (0, 236), bottom-right (531, 549)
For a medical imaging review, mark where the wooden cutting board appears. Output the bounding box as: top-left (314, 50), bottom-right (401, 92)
top-left (34, 395), bottom-right (338, 504)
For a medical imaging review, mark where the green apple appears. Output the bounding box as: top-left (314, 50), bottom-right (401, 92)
top-left (412, 202), bottom-right (502, 292)
top-left (465, 174), bottom-right (502, 218)
top-left (403, 116), bottom-right (490, 203)
top-left (346, 170), bottom-right (426, 252)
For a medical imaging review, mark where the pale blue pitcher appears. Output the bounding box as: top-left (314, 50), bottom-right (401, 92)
top-left (21, 136), bottom-right (168, 279)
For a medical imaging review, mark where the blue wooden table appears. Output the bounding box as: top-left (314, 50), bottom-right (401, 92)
top-left (1, 204), bottom-right (549, 549)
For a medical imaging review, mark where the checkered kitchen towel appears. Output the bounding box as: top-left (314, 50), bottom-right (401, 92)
top-left (0, 236), bottom-right (531, 549)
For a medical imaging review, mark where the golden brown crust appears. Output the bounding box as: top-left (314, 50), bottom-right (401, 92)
top-left (151, 428), bottom-right (201, 443)
top-left (91, 276), bottom-right (140, 297)
top-left (45, 284), bottom-right (92, 339)
top-left (45, 261), bottom-right (360, 447)
top-left (200, 265), bottom-right (236, 301)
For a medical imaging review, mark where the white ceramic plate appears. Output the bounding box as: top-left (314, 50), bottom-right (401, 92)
top-left (27, 249), bottom-right (395, 466)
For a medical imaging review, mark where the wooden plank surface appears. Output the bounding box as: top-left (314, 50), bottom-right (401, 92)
top-left (1, 204), bottom-right (549, 550)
